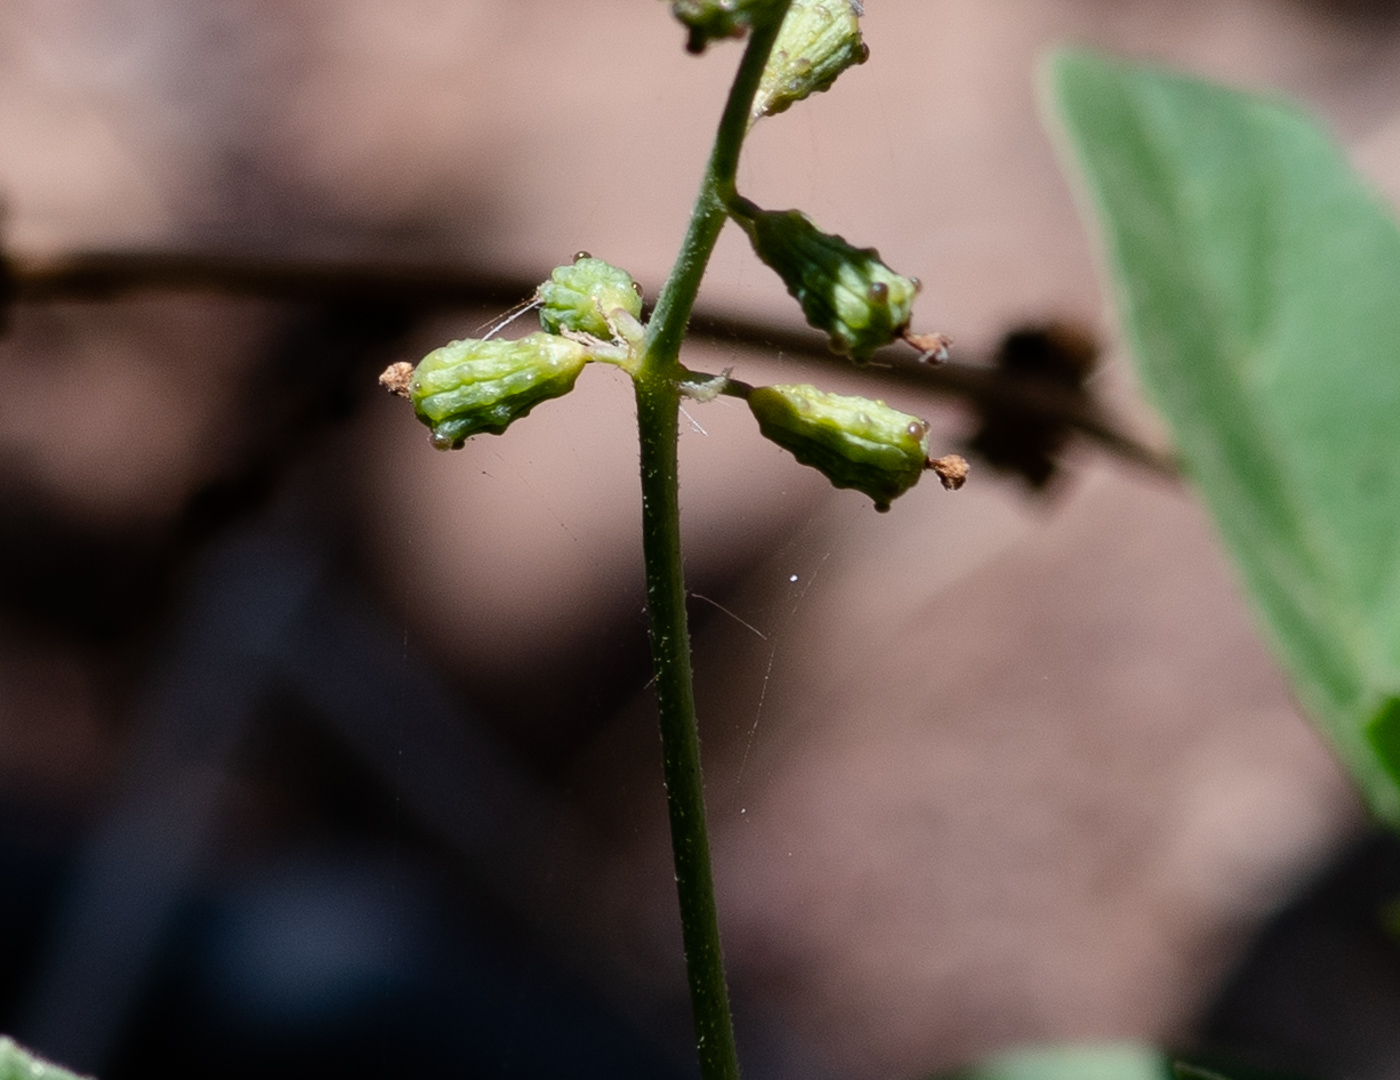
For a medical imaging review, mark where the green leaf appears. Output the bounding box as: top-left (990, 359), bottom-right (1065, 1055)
top-left (938, 1044), bottom-right (1172, 1080)
top-left (933, 1045), bottom-right (1313, 1080)
top-left (0, 1037), bottom-right (89, 1080)
top-left (1046, 49), bottom-right (1400, 826)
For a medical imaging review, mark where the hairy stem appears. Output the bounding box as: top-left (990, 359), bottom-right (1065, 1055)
top-left (634, 9), bottom-right (792, 1080)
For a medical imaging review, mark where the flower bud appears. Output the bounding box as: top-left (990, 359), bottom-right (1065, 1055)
top-left (753, 0), bottom-right (868, 120)
top-left (538, 254), bottom-right (644, 341)
top-left (668, 0), bottom-right (786, 53)
top-left (748, 383), bottom-right (930, 510)
top-left (407, 332), bottom-right (590, 449)
top-left (735, 205), bottom-right (918, 362)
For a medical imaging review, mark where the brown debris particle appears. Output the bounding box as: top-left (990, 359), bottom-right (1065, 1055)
top-left (928, 454), bottom-right (969, 490)
top-left (904, 331), bottom-right (952, 364)
top-left (379, 361), bottom-right (414, 398)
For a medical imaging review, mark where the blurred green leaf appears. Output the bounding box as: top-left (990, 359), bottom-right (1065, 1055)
top-left (1046, 49), bottom-right (1400, 826)
top-left (0, 1037), bottom-right (88, 1080)
top-left (933, 1043), bottom-right (1321, 1080)
top-left (938, 1044), bottom-right (1171, 1080)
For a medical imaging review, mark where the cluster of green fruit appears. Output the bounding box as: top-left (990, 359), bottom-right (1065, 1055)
top-left (381, 0), bottom-right (965, 512)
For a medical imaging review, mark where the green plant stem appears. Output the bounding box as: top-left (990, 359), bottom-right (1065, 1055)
top-left (636, 375), bottom-right (738, 1080)
top-left (632, 9), bottom-right (792, 1080)
top-left (642, 7), bottom-right (790, 378)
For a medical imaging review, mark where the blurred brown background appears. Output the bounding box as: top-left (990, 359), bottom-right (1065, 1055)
top-left (3, 2), bottom-right (1400, 1078)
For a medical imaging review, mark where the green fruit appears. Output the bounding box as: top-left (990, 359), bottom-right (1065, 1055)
top-left (753, 0), bottom-right (868, 120)
top-left (538, 255), bottom-right (643, 340)
top-left (748, 383), bottom-right (930, 510)
top-left (668, 0), bottom-right (786, 53)
top-left (735, 205), bottom-right (918, 362)
top-left (410, 332), bottom-right (590, 448)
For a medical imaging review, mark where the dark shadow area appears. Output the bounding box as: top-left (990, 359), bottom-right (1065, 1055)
top-left (0, 287), bottom-right (703, 1079)
top-left (1197, 829), bottom-right (1400, 1080)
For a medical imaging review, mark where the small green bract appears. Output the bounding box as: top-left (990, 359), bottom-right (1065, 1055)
top-left (538, 255), bottom-right (643, 340)
top-left (737, 206), bottom-right (919, 362)
top-left (748, 382), bottom-right (930, 510)
top-left (410, 331), bottom-right (590, 448)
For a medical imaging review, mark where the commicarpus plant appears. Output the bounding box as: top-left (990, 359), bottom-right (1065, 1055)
top-left (381, 3), bottom-right (966, 1077)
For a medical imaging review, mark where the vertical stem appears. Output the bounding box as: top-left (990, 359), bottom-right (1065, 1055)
top-left (642, 8), bottom-right (790, 378)
top-left (633, 9), bottom-right (792, 1080)
top-left (636, 374), bottom-right (739, 1080)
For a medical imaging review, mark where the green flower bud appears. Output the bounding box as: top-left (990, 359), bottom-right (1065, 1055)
top-left (668, 0), bottom-right (785, 53)
top-left (748, 383), bottom-right (930, 510)
top-left (406, 331), bottom-right (590, 449)
top-left (735, 204), bottom-right (919, 362)
top-left (753, 0), bottom-right (868, 120)
top-left (538, 254), bottom-right (644, 340)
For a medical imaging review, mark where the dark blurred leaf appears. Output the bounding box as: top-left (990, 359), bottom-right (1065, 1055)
top-left (1175, 1066), bottom-right (1234, 1080)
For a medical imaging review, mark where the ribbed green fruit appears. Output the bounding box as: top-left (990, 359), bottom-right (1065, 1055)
top-left (538, 255), bottom-right (643, 340)
top-left (753, 0), bottom-right (868, 120)
top-left (748, 383), bottom-right (930, 510)
top-left (736, 206), bottom-right (918, 362)
top-left (410, 332), bottom-right (590, 449)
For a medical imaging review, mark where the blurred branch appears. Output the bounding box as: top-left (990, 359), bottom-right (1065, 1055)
top-left (6, 248), bottom-right (1176, 479)
top-left (688, 309), bottom-right (1179, 480)
top-left (10, 248), bottom-right (532, 308)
